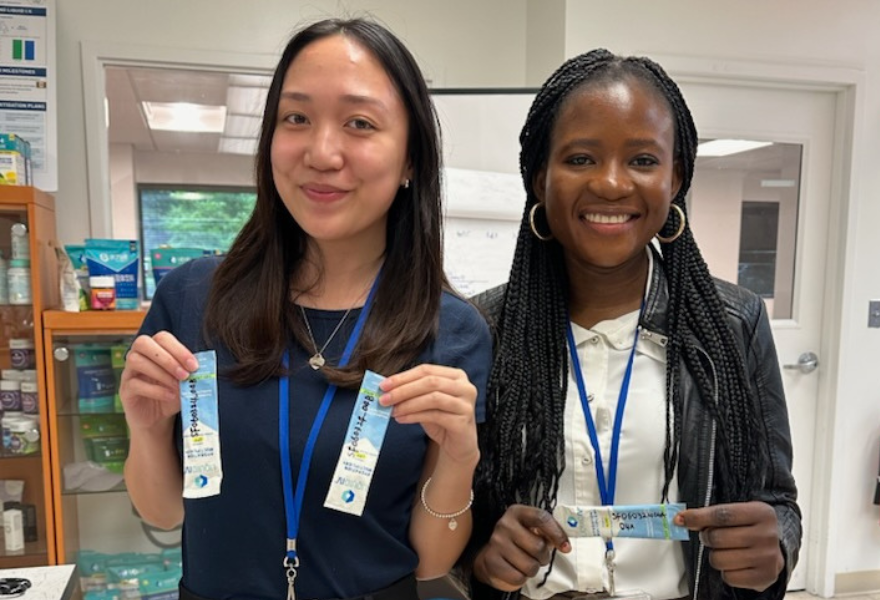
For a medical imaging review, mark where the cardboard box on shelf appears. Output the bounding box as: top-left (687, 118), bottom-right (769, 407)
top-left (0, 133), bottom-right (32, 186)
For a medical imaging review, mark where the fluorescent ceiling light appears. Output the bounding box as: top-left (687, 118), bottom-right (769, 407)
top-left (142, 101), bottom-right (226, 133)
top-left (224, 114), bottom-right (261, 138)
top-left (761, 179), bottom-right (796, 188)
top-left (226, 86), bottom-right (268, 116)
top-left (697, 139), bottom-right (772, 157)
top-left (218, 137), bottom-right (257, 155)
top-left (228, 74), bottom-right (271, 88)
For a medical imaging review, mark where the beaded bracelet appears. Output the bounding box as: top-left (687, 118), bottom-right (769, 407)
top-left (419, 476), bottom-right (474, 531)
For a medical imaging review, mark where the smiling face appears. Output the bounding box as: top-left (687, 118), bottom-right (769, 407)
top-left (270, 34), bottom-right (411, 252)
top-left (534, 76), bottom-right (682, 275)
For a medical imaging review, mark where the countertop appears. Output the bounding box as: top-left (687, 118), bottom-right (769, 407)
top-left (0, 565), bottom-right (77, 600)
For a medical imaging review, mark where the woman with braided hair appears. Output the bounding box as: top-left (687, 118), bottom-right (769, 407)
top-left (468, 49), bottom-right (800, 600)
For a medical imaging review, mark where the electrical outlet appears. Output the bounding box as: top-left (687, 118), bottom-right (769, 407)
top-left (869, 300), bottom-right (880, 328)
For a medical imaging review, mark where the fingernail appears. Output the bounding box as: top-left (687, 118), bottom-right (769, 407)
top-left (186, 357), bottom-right (199, 371)
top-left (674, 514), bottom-right (684, 526)
top-left (378, 393), bottom-right (390, 406)
top-left (176, 368), bottom-right (190, 380)
top-left (379, 379), bottom-right (392, 391)
top-left (561, 542), bottom-right (571, 553)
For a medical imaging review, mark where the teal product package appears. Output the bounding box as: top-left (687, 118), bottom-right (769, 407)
top-left (85, 239), bottom-right (140, 310)
top-left (138, 567), bottom-right (182, 600)
top-left (149, 247), bottom-right (211, 288)
top-left (74, 344), bottom-right (116, 413)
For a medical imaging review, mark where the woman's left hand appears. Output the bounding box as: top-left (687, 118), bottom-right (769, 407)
top-left (379, 364), bottom-right (478, 466)
top-left (675, 501), bottom-right (785, 592)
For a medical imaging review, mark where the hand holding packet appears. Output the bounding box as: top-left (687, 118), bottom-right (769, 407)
top-left (554, 503), bottom-right (689, 540)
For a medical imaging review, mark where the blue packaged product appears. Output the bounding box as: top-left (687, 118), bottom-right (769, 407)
top-left (85, 239), bottom-right (140, 310)
top-left (74, 345), bottom-right (115, 413)
top-left (84, 591), bottom-right (121, 600)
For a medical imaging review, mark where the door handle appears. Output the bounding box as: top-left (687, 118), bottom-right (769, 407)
top-left (783, 351), bottom-right (819, 374)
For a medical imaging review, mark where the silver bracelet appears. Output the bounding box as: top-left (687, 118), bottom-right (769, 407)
top-left (419, 476), bottom-right (474, 531)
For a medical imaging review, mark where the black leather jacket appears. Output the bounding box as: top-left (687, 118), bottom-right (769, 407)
top-left (468, 250), bottom-right (801, 600)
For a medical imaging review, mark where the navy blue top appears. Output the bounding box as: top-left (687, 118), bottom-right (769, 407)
top-left (138, 257), bottom-right (492, 600)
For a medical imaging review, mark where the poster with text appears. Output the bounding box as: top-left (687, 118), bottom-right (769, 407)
top-left (0, 0), bottom-right (56, 191)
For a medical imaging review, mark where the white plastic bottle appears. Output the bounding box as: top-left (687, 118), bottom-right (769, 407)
top-left (0, 249), bottom-right (8, 304)
top-left (10, 222), bottom-right (28, 260)
top-left (7, 258), bottom-right (31, 305)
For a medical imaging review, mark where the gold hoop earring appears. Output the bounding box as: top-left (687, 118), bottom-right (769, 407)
top-left (656, 203), bottom-right (686, 243)
top-left (529, 203), bottom-right (553, 241)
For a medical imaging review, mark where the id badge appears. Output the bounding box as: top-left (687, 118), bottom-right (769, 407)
top-left (324, 370), bottom-right (392, 516)
top-left (180, 350), bottom-right (223, 498)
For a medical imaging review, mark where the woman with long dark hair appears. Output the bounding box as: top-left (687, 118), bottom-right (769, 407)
top-left (120, 18), bottom-right (491, 600)
top-left (469, 49), bottom-right (799, 600)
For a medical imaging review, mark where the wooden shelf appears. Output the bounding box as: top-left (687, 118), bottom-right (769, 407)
top-left (0, 539), bottom-right (50, 560)
top-left (0, 186), bottom-right (54, 211)
top-left (43, 309), bottom-right (147, 333)
top-left (0, 451), bottom-right (42, 459)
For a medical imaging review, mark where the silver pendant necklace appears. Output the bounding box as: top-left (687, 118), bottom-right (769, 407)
top-left (300, 304), bottom-right (355, 370)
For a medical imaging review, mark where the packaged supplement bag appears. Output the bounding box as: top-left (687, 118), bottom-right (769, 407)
top-left (85, 239), bottom-right (139, 310)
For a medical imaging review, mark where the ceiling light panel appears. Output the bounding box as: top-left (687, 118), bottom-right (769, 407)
top-left (224, 114), bottom-right (262, 138)
top-left (228, 74), bottom-right (272, 88)
top-left (218, 137), bottom-right (258, 155)
top-left (696, 139), bottom-right (772, 157)
top-left (142, 101), bottom-right (226, 133)
top-left (226, 86), bottom-right (268, 116)
top-left (760, 179), bottom-right (797, 188)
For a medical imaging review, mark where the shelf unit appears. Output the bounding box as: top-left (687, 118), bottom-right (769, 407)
top-left (0, 187), bottom-right (58, 569)
top-left (42, 309), bottom-right (148, 564)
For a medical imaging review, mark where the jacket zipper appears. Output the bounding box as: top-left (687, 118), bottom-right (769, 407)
top-left (691, 345), bottom-right (718, 600)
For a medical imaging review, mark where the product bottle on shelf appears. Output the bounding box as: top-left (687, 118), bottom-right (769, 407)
top-left (10, 222), bottom-right (28, 260)
top-left (7, 259), bottom-right (31, 305)
top-left (0, 250), bottom-right (8, 304)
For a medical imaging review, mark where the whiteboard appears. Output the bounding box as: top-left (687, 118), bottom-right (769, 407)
top-left (433, 90), bottom-right (535, 296)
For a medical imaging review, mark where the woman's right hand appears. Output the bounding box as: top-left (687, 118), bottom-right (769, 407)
top-left (473, 504), bottom-right (571, 592)
top-left (119, 331), bottom-right (198, 433)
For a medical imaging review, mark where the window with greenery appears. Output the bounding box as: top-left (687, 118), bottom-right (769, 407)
top-left (139, 185), bottom-right (257, 299)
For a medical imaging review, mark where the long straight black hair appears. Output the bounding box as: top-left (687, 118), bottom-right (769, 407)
top-left (204, 18), bottom-right (446, 387)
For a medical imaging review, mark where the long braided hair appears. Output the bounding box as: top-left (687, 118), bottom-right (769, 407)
top-left (473, 48), bottom-right (767, 586)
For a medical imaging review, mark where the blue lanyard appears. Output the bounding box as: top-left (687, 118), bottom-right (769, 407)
top-left (279, 274), bottom-right (381, 569)
top-left (565, 310), bottom-right (641, 549)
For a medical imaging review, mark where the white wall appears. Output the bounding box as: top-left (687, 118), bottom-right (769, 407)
top-left (689, 170), bottom-right (743, 284)
top-left (561, 0), bottom-right (880, 592)
top-left (52, 0), bottom-right (880, 594)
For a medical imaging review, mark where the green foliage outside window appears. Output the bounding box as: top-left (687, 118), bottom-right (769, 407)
top-left (139, 186), bottom-right (257, 299)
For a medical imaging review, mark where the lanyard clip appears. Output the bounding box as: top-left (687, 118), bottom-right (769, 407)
top-left (605, 546), bottom-right (616, 597)
top-left (284, 539), bottom-right (300, 600)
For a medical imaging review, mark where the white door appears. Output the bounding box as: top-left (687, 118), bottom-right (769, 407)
top-left (683, 82), bottom-right (836, 590)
